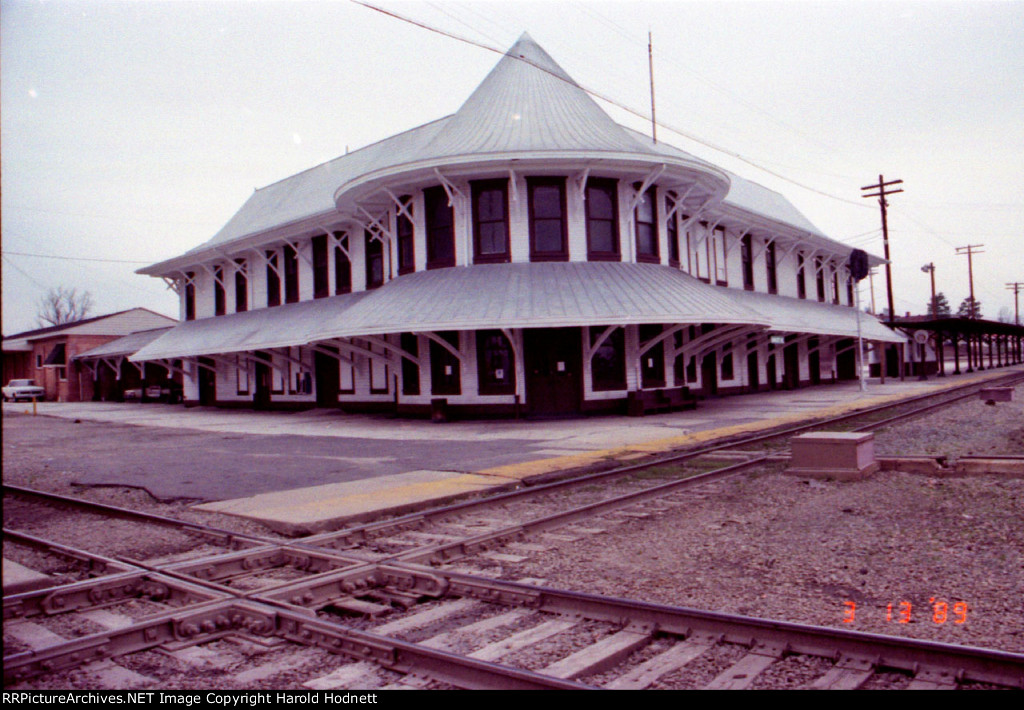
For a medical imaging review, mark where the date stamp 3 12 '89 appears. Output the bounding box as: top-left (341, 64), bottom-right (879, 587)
top-left (843, 599), bottom-right (968, 625)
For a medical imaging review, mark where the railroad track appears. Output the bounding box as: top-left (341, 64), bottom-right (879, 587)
top-left (4, 371), bottom-right (1023, 689)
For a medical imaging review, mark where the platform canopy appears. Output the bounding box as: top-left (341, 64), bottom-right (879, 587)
top-left (74, 327), bottom-right (173, 360)
top-left (731, 289), bottom-right (905, 343)
top-left (890, 315), bottom-right (1024, 337)
top-left (133, 262), bottom-right (905, 362)
top-left (131, 292), bottom-right (369, 361)
top-left (306, 262), bottom-right (769, 340)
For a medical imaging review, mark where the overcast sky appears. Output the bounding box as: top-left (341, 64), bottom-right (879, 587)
top-left (2, 0), bottom-right (1022, 335)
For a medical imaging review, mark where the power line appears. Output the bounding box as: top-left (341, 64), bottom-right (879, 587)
top-left (350, 0), bottom-right (872, 209)
top-left (1, 254), bottom-right (49, 289)
top-left (2, 250), bottom-right (154, 265)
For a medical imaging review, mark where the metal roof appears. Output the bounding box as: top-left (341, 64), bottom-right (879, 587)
top-left (308, 262), bottom-right (768, 340)
top-left (140, 34), bottom-right (880, 277)
top-left (132, 262), bottom-right (902, 362)
top-left (74, 327), bottom-right (174, 360)
top-left (131, 292), bottom-right (370, 361)
top-left (729, 289), bottom-right (905, 343)
top-left (420, 33), bottom-right (650, 157)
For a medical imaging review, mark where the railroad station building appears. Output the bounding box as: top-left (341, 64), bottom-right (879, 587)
top-left (2, 308), bottom-right (176, 403)
top-left (132, 34), bottom-right (904, 417)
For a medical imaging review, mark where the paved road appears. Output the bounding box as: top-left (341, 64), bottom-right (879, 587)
top-left (2, 413), bottom-right (541, 501)
top-left (5, 367), bottom-right (1015, 503)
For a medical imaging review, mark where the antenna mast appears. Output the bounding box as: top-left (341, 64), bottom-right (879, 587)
top-left (648, 30), bottom-right (657, 144)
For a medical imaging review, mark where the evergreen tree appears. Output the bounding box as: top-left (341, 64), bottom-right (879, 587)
top-left (957, 296), bottom-right (982, 319)
top-left (931, 292), bottom-right (951, 317)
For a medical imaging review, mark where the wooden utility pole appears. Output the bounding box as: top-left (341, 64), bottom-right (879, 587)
top-left (861, 176), bottom-right (903, 323)
top-left (955, 244), bottom-right (984, 318)
top-left (1007, 282), bottom-right (1022, 326)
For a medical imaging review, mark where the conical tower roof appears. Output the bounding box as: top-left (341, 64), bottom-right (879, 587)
top-left (421, 32), bottom-right (650, 157)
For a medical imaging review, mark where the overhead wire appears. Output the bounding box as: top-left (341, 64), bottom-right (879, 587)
top-left (2, 250), bottom-right (154, 265)
top-left (350, 0), bottom-right (871, 208)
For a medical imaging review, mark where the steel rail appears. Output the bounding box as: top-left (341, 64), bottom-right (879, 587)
top-left (388, 455), bottom-right (779, 565)
top-left (300, 369), bottom-right (1024, 549)
top-left (2, 483), bottom-right (282, 547)
top-left (432, 570), bottom-right (1024, 688)
top-left (320, 371), bottom-right (1024, 566)
top-left (3, 528), bottom-right (139, 578)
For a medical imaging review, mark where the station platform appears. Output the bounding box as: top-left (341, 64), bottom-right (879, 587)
top-left (4, 366), bottom-right (1020, 534)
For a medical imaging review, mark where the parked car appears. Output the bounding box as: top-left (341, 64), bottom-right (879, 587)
top-left (2, 379), bottom-right (45, 402)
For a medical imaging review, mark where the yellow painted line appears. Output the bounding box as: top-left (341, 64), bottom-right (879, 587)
top-left (478, 370), bottom-right (1020, 482)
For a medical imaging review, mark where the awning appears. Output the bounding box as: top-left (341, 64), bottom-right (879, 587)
top-left (75, 327), bottom-right (173, 360)
top-left (306, 262), bottom-right (770, 341)
top-left (729, 289), bottom-right (905, 344)
top-left (890, 316), bottom-right (1024, 337)
top-left (132, 292), bottom-right (370, 361)
top-left (133, 262), bottom-right (905, 362)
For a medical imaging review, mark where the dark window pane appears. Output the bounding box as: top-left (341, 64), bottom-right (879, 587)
top-left (365, 232), bottom-right (384, 289)
top-left (283, 245), bottom-right (299, 304)
top-left (334, 238), bottom-right (352, 295)
top-left (477, 330), bottom-right (515, 395)
top-left (401, 333), bottom-right (420, 395)
top-left (532, 185), bottom-right (562, 218)
top-left (479, 223), bottom-right (506, 255)
top-left (397, 198), bottom-right (414, 275)
top-left (477, 189), bottom-right (504, 221)
top-left (425, 186), bottom-right (455, 268)
top-left (266, 253), bottom-right (280, 307)
top-left (588, 186), bottom-right (614, 219)
top-left (528, 178), bottom-right (567, 261)
top-left (636, 224), bottom-right (656, 256)
top-left (589, 221), bottom-right (614, 253)
top-left (533, 220), bottom-right (563, 252)
top-left (590, 326), bottom-right (626, 391)
top-left (430, 331), bottom-right (461, 395)
top-left (234, 260), bottom-right (248, 313)
top-left (312, 235), bottom-right (329, 299)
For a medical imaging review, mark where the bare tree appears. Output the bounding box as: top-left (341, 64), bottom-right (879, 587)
top-left (36, 287), bottom-right (94, 327)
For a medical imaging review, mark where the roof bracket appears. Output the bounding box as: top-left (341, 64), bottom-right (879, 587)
top-left (281, 237), bottom-right (314, 268)
top-left (418, 331), bottom-right (465, 364)
top-left (384, 189), bottom-right (414, 221)
top-left (433, 169), bottom-right (466, 208)
top-left (626, 164), bottom-right (666, 213)
top-left (197, 261), bottom-right (227, 289)
top-left (323, 228), bottom-right (350, 258)
top-left (573, 167), bottom-right (591, 202)
top-left (584, 325), bottom-right (620, 362)
top-left (678, 194), bottom-right (716, 233)
top-left (162, 277), bottom-right (181, 294)
top-left (725, 227), bottom-right (750, 255)
top-left (507, 168), bottom-right (519, 204)
top-left (665, 184), bottom-right (696, 221)
top-left (356, 206), bottom-right (395, 244)
top-left (255, 248), bottom-right (284, 280)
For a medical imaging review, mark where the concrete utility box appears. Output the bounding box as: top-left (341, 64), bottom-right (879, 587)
top-left (786, 432), bottom-right (879, 481)
top-left (979, 387), bottom-right (1014, 404)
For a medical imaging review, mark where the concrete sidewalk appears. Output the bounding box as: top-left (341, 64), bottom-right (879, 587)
top-left (5, 366), bottom-right (1019, 534)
